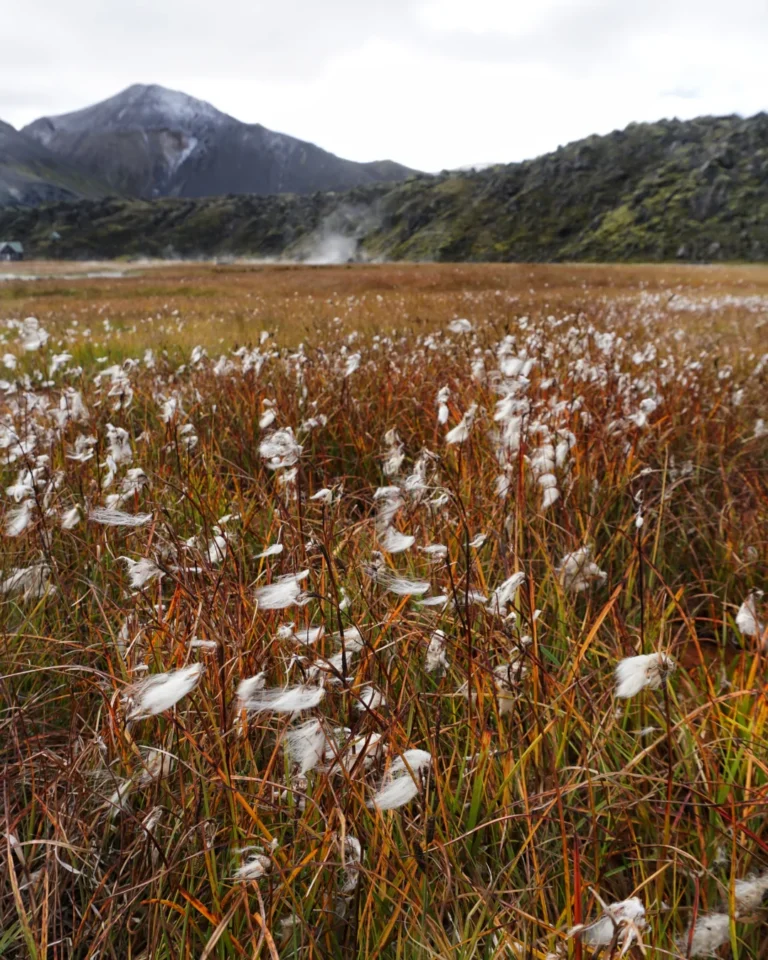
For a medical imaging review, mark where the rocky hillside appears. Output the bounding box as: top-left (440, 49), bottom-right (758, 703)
top-left (0, 120), bottom-right (110, 206)
top-left (21, 84), bottom-right (416, 200)
top-left (3, 113), bottom-right (768, 262)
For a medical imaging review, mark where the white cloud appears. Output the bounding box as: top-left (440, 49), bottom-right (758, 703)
top-left (1, 0), bottom-right (766, 171)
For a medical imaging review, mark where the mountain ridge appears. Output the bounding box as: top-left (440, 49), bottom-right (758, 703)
top-left (3, 111), bottom-right (768, 263)
top-left (18, 83), bottom-right (416, 201)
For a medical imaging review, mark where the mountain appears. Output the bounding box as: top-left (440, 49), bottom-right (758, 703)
top-left (21, 84), bottom-right (416, 200)
top-left (4, 113), bottom-right (768, 263)
top-left (0, 119), bottom-right (110, 206)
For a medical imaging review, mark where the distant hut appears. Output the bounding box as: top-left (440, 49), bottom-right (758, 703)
top-left (0, 241), bottom-right (24, 262)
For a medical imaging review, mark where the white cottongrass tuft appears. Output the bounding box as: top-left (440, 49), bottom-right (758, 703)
top-left (378, 527), bottom-right (415, 554)
top-left (493, 660), bottom-right (529, 715)
top-left (123, 663), bottom-right (204, 720)
top-left (310, 487), bottom-right (334, 503)
top-left (340, 836), bottom-right (362, 894)
top-left (120, 557), bottom-right (163, 590)
top-left (615, 653), bottom-right (676, 699)
top-left (282, 624), bottom-right (325, 646)
top-left (135, 747), bottom-right (176, 786)
top-left (364, 554), bottom-right (430, 596)
top-left (259, 427), bottom-right (303, 470)
top-left (343, 353), bottom-right (361, 377)
top-left (445, 404), bottom-right (477, 445)
top-left (448, 318), bottom-right (472, 334)
top-left (238, 683), bottom-right (325, 715)
top-left (88, 507), bottom-right (153, 527)
top-left (736, 591), bottom-right (764, 641)
top-left (486, 572), bottom-right (526, 617)
top-left (557, 546), bottom-right (607, 592)
top-left (569, 896), bottom-right (647, 954)
top-left (369, 749), bottom-right (432, 811)
top-left (233, 850), bottom-right (272, 882)
top-left (235, 673), bottom-right (266, 709)
top-left (324, 731), bottom-right (383, 775)
top-left (254, 543), bottom-right (284, 559)
top-left (254, 570), bottom-right (310, 610)
top-left (353, 684), bottom-right (386, 713)
top-left (425, 629), bottom-right (449, 675)
top-left (20, 316), bottom-right (49, 352)
top-left (419, 544), bottom-right (448, 559)
top-left (4, 500), bottom-right (33, 537)
top-left (734, 871), bottom-right (768, 917)
top-left (679, 912), bottom-right (730, 957)
top-left (0, 562), bottom-right (52, 600)
top-left (60, 505), bottom-right (82, 530)
top-left (436, 386), bottom-right (450, 425)
top-left (283, 719), bottom-right (329, 774)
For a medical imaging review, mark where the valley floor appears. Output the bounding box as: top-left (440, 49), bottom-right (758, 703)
top-left (1, 262), bottom-right (767, 958)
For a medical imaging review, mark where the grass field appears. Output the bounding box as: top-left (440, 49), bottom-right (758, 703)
top-left (1, 261), bottom-right (768, 959)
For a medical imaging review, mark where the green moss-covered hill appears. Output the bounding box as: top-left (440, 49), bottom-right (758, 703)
top-left (3, 113), bottom-right (768, 262)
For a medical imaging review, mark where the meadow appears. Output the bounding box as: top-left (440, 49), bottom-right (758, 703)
top-left (1, 260), bottom-right (768, 959)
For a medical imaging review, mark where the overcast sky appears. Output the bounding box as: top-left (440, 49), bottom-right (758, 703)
top-left (3, 0), bottom-right (767, 171)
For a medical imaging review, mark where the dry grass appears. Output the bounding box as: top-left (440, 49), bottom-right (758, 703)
top-left (1, 262), bottom-right (768, 959)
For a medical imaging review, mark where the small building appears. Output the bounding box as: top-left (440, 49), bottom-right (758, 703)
top-left (0, 241), bottom-right (24, 262)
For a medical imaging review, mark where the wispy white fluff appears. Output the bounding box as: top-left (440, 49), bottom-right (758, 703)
top-left (0, 562), bottom-right (52, 600)
top-left (419, 544), bottom-right (448, 559)
top-left (558, 546), bottom-right (607, 592)
top-left (448, 318), bottom-right (472, 334)
top-left (418, 594), bottom-right (449, 608)
top-left (239, 683), bottom-right (325, 715)
top-left (259, 427), bottom-right (302, 470)
top-left (615, 653), bottom-right (676, 699)
top-left (310, 487), bottom-right (334, 503)
top-left (124, 663), bottom-right (204, 720)
top-left (388, 749), bottom-right (432, 779)
top-left (368, 776), bottom-right (421, 811)
top-left (255, 543), bottom-right (284, 559)
top-left (374, 485), bottom-right (403, 528)
top-left (325, 731), bottom-right (383, 775)
top-left (343, 353), bottom-right (361, 377)
top-left (736, 591), bottom-right (764, 640)
top-left (67, 434), bottom-right (97, 463)
top-left (255, 570), bottom-right (310, 610)
top-left (283, 719), bottom-right (329, 773)
top-left (369, 749), bottom-right (432, 810)
top-left (60, 505), bottom-right (82, 529)
top-left (486, 572), bottom-right (526, 617)
top-left (205, 527), bottom-right (230, 565)
top-left (436, 385), bottom-right (450, 425)
top-left (4, 500), bottom-right (33, 537)
top-left (569, 896), bottom-right (647, 953)
top-left (364, 554), bottom-right (430, 596)
top-left (340, 836), bottom-right (362, 894)
top-left (233, 851), bottom-right (272, 881)
top-left (235, 673), bottom-right (266, 709)
top-left (734, 871), bottom-right (768, 917)
top-left (88, 507), bottom-right (153, 528)
top-left (106, 424), bottom-right (133, 465)
top-left (353, 685), bottom-right (386, 713)
top-left (679, 913), bottom-right (730, 957)
top-left (292, 626), bottom-right (325, 646)
top-left (493, 660), bottom-right (529, 715)
top-left (379, 527), bottom-right (415, 554)
top-left (120, 557), bottom-right (163, 590)
top-left (425, 630), bottom-right (449, 675)
top-left (445, 404), bottom-right (477, 445)
top-left (135, 747), bottom-right (176, 786)
top-left (20, 317), bottom-right (49, 352)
